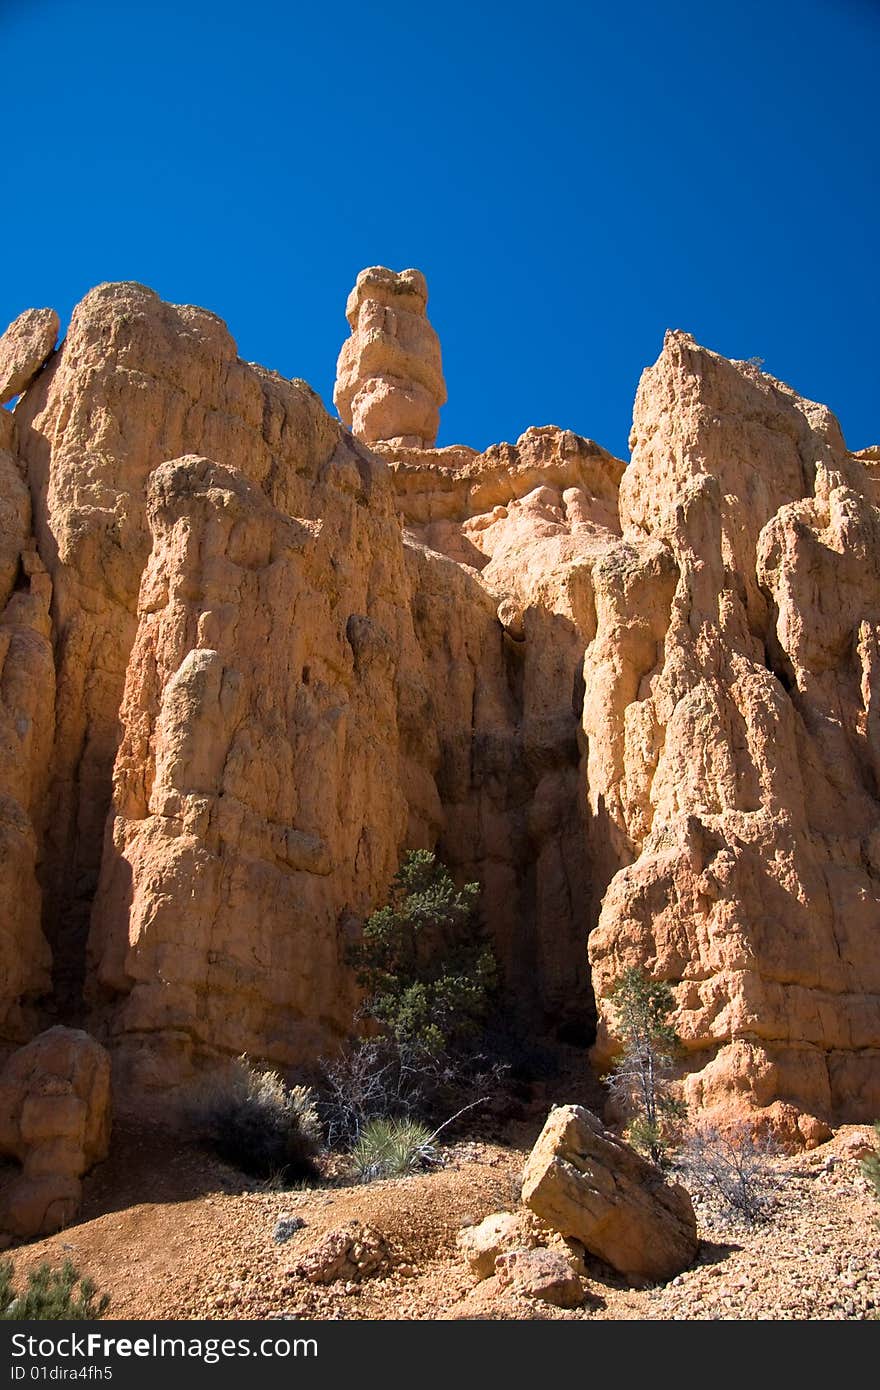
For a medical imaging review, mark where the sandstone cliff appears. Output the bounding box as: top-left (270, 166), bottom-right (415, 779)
top-left (0, 271), bottom-right (877, 1130)
top-left (586, 334), bottom-right (880, 1126)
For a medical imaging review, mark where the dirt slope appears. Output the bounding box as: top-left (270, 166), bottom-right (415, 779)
top-left (6, 1117), bottom-right (878, 1322)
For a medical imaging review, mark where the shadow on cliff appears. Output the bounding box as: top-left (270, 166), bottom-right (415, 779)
top-left (432, 601), bottom-right (601, 1053)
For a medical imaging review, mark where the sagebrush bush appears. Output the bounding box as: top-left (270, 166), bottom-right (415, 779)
top-left (350, 1117), bottom-right (437, 1182)
top-left (677, 1121), bottom-right (785, 1225)
top-left (185, 1055), bottom-right (321, 1182)
top-left (0, 1260), bottom-right (109, 1320)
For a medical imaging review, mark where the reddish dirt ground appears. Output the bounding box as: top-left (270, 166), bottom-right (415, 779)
top-left (6, 1097), bottom-right (879, 1321)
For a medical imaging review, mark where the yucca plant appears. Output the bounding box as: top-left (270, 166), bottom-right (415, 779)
top-left (350, 1117), bottom-right (438, 1181)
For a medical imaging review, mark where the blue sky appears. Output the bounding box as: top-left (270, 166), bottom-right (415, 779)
top-left (1, 0), bottom-right (877, 459)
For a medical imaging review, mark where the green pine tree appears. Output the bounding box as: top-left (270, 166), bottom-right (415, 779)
top-left (605, 966), bottom-right (686, 1166)
top-left (348, 849), bottom-right (497, 1054)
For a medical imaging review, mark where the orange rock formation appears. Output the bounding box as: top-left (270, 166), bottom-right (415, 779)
top-left (0, 272), bottom-right (877, 1139)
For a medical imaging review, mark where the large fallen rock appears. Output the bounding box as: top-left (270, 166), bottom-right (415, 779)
top-left (0, 1027), bottom-right (111, 1241)
top-left (521, 1105), bottom-right (698, 1283)
top-left (0, 308), bottom-right (59, 404)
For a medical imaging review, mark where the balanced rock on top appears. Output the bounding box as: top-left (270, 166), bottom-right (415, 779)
top-left (0, 307), bottom-right (59, 404)
top-left (334, 266), bottom-right (446, 447)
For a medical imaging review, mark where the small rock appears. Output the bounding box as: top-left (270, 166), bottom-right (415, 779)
top-left (273, 1215), bottom-right (306, 1244)
top-left (456, 1211), bottom-right (536, 1279)
top-left (0, 1027), bottom-right (111, 1241)
top-left (797, 1114), bottom-right (833, 1149)
top-left (497, 597), bottom-right (525, 641)
top-left (294, 1222), bottom-right (390, 1285)
top-left (495, 1248), bottom-right (585, 1308)
top-left (841, 1132), bottom-right (875, 1162)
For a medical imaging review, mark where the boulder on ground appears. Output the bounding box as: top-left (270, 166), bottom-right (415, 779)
top-left (521, 1105), bottom-right (698, 1284)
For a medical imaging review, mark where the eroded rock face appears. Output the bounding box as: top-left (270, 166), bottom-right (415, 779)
top-left (0, 309), bottom-right (59, 405)
top-left (521, 1105), bottom-right (699, 1283)
top-left (87, 450), bottom-right (417, 1082)
top-left (587, 334), bottom-right (880, 1124)
top-left (0, 1026), bottom-right (110, 1241)
top-left (334, 267), bottom-right (446, 447)
top-left (2, 278), bottom-right (599, 1085)
top-left (14, 282), bottom-right (368, 1018)
top-left (0, 272), bottom-right (877, 1136)
top-left (390, 425), bottom-right (626, 1032)
top-left (0, 409), bottom-right (54, 1047)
